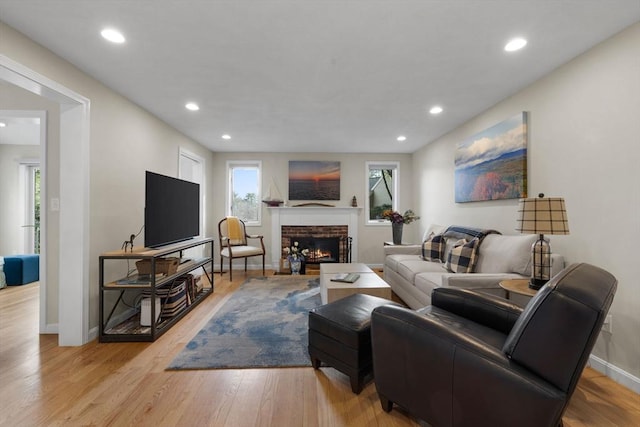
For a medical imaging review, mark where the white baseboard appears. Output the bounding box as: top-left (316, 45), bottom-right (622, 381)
top-left (88, 326), bottom-right (98, 341)
top-left (41, 323), bottom-right (58, 334)
top-left (589, 354), bottom-right (640, 393)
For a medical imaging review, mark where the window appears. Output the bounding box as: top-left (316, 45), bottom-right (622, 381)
top-left (366, 161), bottom-right (399, 224)
top-left (227, 160), bottom-right (262, 225)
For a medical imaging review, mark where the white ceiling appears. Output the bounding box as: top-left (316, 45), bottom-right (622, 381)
top-left (1, 0), bottom-right (639, 153)
top-left (0, 114), bottom-right (40, 145)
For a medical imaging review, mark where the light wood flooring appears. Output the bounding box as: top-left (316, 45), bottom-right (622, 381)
top-left (0, 271), bottom-right (638, 426)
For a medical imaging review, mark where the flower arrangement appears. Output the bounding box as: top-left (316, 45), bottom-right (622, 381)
top-left (382, 209), bottom-right (420, 224)
top-left (284, 241), bottom-right (310, 261)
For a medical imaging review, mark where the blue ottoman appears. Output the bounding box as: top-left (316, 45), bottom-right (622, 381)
top-left (4, 255), bottom-right (40, 285)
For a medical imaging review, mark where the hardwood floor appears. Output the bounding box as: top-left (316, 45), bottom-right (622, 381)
top-left (0, 271), bottom-right (638, 426)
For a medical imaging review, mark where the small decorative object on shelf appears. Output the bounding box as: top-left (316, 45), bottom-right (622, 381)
top-left (262, 178), bottom-right (284, 207)
top-left (121, 233), bottom-right (136, 252)
top-left (351, 196), bottom-right (358, 207)
top-left (382, 209), bottom-right (420, 245)
top-left (284, 241), bottom-right (309, 275)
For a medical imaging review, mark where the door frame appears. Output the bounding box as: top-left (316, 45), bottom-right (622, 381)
top-left (1, 55), bottom-right (91, 346)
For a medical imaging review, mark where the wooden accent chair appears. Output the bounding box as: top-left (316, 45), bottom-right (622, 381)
top-left (218, 217), bottom-right (265, 280)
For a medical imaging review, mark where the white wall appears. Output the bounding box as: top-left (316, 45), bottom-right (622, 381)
top-left (0, 22), bottom-right (215, 332)
top-left (210, 152), bottom-right (413, 269)
top-left (413, 23), bottom-right (640, 383)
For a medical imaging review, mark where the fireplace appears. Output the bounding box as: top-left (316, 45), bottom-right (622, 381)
top-left (282, 225), bottom-right (351, 265)
top-left (269, 206), bottom-right (361, 271)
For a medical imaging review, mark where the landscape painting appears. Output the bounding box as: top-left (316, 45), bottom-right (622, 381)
top-left (289, 161), bottom-right (341, 200)
top-left (455, 112), bottom-right (528, 203)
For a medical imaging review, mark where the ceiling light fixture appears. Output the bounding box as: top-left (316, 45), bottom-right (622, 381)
top-left (429, 106), bottom-right (443, 115)
top-left (222, 134), bottom-right (231, 140)
top-left (0, 122), bottom-right (6, 128)
top-left (100, 28), bottom-right (126, 44)
top-left (397, 136), bottom-right (407, 142)
top-left (505, 37), bottom-right (527, 52)
top-left (185, 102), bottom-right (200, 111)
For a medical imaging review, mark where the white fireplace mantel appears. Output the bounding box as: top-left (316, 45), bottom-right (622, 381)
top-left (269, 206), bottom-right (361, 270)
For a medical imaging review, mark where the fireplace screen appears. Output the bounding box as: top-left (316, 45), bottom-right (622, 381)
top-left (286, 236), bottom-right (352, 264)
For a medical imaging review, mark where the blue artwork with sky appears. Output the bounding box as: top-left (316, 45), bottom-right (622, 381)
top-left (455, 112), bottom-right (528, 203)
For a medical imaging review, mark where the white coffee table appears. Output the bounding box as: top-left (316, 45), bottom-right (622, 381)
top-left (320, 263), bottom-right (392, 304)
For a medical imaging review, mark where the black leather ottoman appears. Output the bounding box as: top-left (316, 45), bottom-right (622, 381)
top-left (308, 293), bottom-right (400, 394)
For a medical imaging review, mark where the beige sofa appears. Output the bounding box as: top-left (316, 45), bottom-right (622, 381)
top-left (383, 224), bottom-right (565, 309)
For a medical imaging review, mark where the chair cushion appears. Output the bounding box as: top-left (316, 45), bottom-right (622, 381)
top-left (221, 246), bottom-right (264, 257)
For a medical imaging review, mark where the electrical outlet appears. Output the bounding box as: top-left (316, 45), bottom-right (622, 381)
top-left (602, 314), bottom-right (613, 334)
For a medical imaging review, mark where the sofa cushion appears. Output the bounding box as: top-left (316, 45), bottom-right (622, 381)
top-left (397, 258), bottom-right (448, 284)
top-left (384, 254), bottom-right (422, 271)
top-left (475, 234), bottom-right (537, 275)
top-left (421, 233), bottom-right (446, 262)
top-left (445, 238), bottom-right (480, 273)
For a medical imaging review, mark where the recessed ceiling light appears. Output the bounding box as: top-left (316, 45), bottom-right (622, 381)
top-left (0, 122), bottom-right (6, 128)
top-left (429, 106), bottom-right (443, 115)
top-left (185, 102), bottom-right (200, 111)
top-left (505, 37), bottom-right (527, 52)
top-left (101, 28), bottom-right (126, 44)
top-left (222, 134), bottom-right (231, 140)
top-left (397, 136), bottom-right (407, 142)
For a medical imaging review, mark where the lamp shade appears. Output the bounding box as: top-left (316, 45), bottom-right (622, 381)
top-left (516, 195), bottom-right (569, 235)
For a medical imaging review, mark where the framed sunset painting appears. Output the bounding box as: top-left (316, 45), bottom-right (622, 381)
top-left (288, 160), bottom-right (341, 200)
top-left (455, 112), bottom-right (528, 203)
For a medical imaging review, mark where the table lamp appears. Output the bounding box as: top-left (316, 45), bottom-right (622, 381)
top-left (516, 193), bottom-right (570, 290)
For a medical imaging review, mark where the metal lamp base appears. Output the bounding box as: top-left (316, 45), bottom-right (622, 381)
top-left (529, 278), bottom-right (548, 290)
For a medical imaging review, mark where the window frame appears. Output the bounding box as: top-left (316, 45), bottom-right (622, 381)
top-left (226, 160), bottom-right (262, 226)
top-left (365, 161), bottom-right (399, 226)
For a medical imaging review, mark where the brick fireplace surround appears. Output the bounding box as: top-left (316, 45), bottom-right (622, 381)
top-left (269, 207), bottom-right (361, 272)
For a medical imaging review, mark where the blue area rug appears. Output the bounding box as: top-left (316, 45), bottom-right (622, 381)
top-left (167, 276), bottom-right (320, 370)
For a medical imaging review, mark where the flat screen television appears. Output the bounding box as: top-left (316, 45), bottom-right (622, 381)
top-left (144, 171), bottom-right (200, 248)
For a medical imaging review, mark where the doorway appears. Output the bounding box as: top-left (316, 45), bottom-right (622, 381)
top-left (1, 54), bottom-right (90, 345)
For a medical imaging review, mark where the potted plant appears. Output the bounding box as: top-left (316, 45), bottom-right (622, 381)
top-left (382, 209), bottom-right (420, 244)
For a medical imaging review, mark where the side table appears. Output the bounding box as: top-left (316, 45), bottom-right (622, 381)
top-left (499, 279), bottom-right (537, 299)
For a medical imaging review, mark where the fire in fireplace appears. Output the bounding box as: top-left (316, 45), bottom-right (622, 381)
top-left (295, 237), bottom-right (341, 264)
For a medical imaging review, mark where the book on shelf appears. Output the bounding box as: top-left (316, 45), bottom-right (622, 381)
top-left (330, 273), bottom-right (360, 283)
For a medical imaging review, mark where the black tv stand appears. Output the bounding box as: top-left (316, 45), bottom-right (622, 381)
top-left (99, 237), bottom-right (214, 342)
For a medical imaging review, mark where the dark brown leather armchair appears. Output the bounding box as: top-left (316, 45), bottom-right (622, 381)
top-left (371, 263), bottom-right (617, 427)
